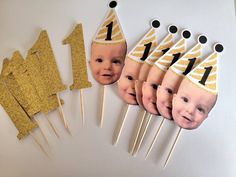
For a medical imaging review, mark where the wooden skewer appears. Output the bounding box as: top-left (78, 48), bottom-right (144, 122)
top-left (163, 127), bottom-right (182, 168)
top-left (132, 114), bottom-right (152, 156)
top-left (129, 110), bottom-right (146, 154)
top-left (29, 131), bottom-right (49, 158)
top-left (56, 93), bottom-right (71, 135)
top-left (99, 85), bottom-right (106, 128)
top-left (45, 115), bottom-right (60, 138)
top-left (33, 118), bottom-right (49, 145)
top-left (145, 117), bottom-right (165, 159)
top-left (79, 89), bottom-right (85, 126)
top-left (112, 104), bottom-right (130, 146)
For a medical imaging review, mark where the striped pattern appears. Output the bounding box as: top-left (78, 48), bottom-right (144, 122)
top-left (170, 43), bottom-right (202, 75)
top-left (154, 38), bottom-right (186, 71)
top-left (145, 33), bottom-right (175, 65)
top-left (187, 53), bottom-right (218, 94)
top-left (127, 28), bottom-right (158, 63)
top-left (93, 9), bottom-right (125, 44)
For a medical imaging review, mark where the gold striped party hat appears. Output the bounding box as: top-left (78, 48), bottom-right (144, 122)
top-left (170, 35), bottom-right (207, 76)
top-left (186, 43), bottom-right (224, 94)
top-left (93, 1), bottom-right (126, 44)
top-left (127, 20), bottom-right (160, 63)
top-left (154, 29), bottom-right (191, 71)
top-left (145, 25), bottom-right (178, 65)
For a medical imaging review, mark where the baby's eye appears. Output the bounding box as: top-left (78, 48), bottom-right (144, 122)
top-left (166, 88), bottom-right (173, 94)
top-left (112, 59), bottom-right (122, 64)
top-left (181, 96), bottom-right (188, 103)
top-left (126, 75), bottom-right (133, 81)
top-left (197, 107), bottom-right (205, 113)
top-left (96, 58), bottom-right (103, 63)
top-left (151, 83), bottom-right (158, 90)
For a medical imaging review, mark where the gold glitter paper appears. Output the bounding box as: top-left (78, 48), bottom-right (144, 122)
top-left (29, 30), bottom-right (66, 95)
top-left (0, 78), bottom-right (38, 140)
top-left (25, 52), bottom-right (63, 114)
top-left (63, 24), bottom-right (92, 90)
top-left (2, 51), bottom-right (41, 117)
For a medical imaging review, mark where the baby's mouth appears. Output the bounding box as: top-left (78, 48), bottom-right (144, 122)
top-left (129, 93), bottom-right (136, 97)
top-left (102, 74), bottom-right (112, 77)
top-left (182, 116), bottom-right (191, 122)
top-left (166, 106), bottom-right (172, 111)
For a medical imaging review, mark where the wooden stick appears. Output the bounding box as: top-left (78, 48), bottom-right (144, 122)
top-left (163, 127), bottom-right (182, 168)
top-left (99, 85), bottom-right (105, 128)
top-left (79, 89), bottom-right (85, 126)
top-left (56, 93), bottom-right (71, 135)
top-left (145, 117), bottom-right (165, 159)
top-left (112, 104), bottom-right (130, 146)
top-left (45, 115), bottom-right (60, 138)
top-left (132, 114), bottom-right (152, 156)
top-left (129, 110), bottom-right (146, 154)
top-left (33, 118), bottom-right (49, 145)
top-left (29, 131), bottom-right (49, 157)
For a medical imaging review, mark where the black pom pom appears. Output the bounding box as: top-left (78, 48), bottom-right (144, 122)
top-left (169, 25), bottom-right (178, 34)
top-left (182, 30), bottom-right (191, 39)
top-left (215, 43), bottom-right (224, 53)
top-left (109, 1), bottom-right (117, 8)
top-left (199, 35), bottom-right (207, 44)
top-left (152, 20), bottom-right (160, 28)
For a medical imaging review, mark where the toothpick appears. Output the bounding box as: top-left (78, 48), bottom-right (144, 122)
top-left (129, 110), bottom-right (146, 154)
top-left (132, 114), bottom-right (152, 156)
top-left (145, 117), bottom-right (165, 159)
top-left (45, 114), bottom-right (60, 138)
top-left (99, 85), bottom-right (106, 128)
top-left (164, 127), bottom-right (182, 168)
top-left (29, 131), bottom-right (49, 157)
top-left (79, 89), bottom-right (85, 125)
top-left (56, 93), bottom-right (71, 135)
top-left (33, 118), bottom-right (49, 145)
top-left (112, 104), bottom-right (130, 146)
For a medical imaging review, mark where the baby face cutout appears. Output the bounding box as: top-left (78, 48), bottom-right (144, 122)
top-left (156, 69), bottom-right (182, 119)
top-left (142, 66), bottom-right (164, 114)
top-left (118, 58), bottom-right (140, 105)
top-left (90, 42), bottom-right (127, 85)
top-left (172, 79), bottom-right (216, 129)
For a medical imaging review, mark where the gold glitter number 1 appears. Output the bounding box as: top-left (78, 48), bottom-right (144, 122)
top-left (63, 24), bottom-right (92, 90)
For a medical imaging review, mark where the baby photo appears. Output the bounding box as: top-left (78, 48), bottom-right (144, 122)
top-left (118, 20), bottom-right (160, 105)
top-left (142, 29), bottom-right (191, 115)
top-left (135, 25), bottom-right (178, 107)
top-left (89, 1), bottom-right (127, 85)
top-left (172, 43), bottom-right (223, 129)
top-left (156, 35), bottom-right (207, 119)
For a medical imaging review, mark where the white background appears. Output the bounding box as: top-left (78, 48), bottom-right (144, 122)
top-left (0, 0), bottom-right (235, 177)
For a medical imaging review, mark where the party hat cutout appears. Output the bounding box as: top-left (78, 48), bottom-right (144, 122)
top-left (170, 35), bottom-right (207, 76)
top-left (154, 29), bottom-right (191, 71)
top-left (145, 25), bottom-right (178, 65)
top-left (93, 1), bottom-right (126, 44)
top-left (127, 20), bottom-right (160, 63)
top-left (186, 43), bottom-right (224, 94)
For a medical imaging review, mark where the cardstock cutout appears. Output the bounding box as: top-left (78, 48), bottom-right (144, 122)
top-left (142, 29), bottom-right (191, 114)
top-left (29, 30), bottom-right (66, 95)
top-left (93, 1), bottom-right (126, 44)
top-left (2, 51), bottom-right (41, 117)
top-left (186, 43), bottom-right (223, 94)
top-left (63, 24), bottom-right (92, 90)
top-left (135, 25), bottom-right (178, 107)
top-left (156, 35), bottom-right (207, 119)
top-left (127, 20), bottom-right (159, 63)
top-left (0, 78), bottom-right (38, 140)
top-left (118, 20), bottom-right (160, 105)
top-left (90, 1), bottom-right (127, 85)
top-left (172, 43), bottom-right (223, 129)
top-left (25, 52), bottom-right (63, 114)
top-left (154, 29), bottom-right (191, 72)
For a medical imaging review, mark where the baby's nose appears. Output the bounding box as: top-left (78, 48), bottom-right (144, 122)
top-left (103, 61), bottom-right (112, 70)
top-left (186, 103), bottom-right (195, 115)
